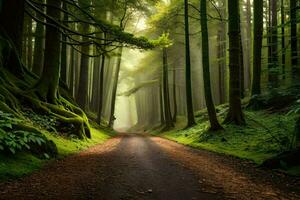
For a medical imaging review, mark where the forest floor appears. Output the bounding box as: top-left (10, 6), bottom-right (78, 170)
top-left (0, 134), bottom-right (299, 200)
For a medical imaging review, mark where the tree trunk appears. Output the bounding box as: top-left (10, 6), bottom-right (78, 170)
top-left (184, 0), bottom-right (196, 127)
top-left (109, 47), bottom-right (123, 128)
top-left (268, 0), bottom-right (279, 88)
top-left (60, 1), bottom-right (68, 83)
top-left (239, 35), bottom-right (245, 99)
top-left (27, 17), bottom-right (33, 70)
top-left (34, 0), bottom-right (61, 103)
top-left (281, 0), bottom-right (286, 80)
top-left (32, 0), bottom-right (45, 76)
top-left (76, 39), bottom-right (90, 109)
top-left (291, 0), bottom-right (299, 83)
top-left (97, 53), bottom-right (105, 124)
top-left (0, 0), bottom-right (24, 55)
top-left (172, 65), bottom-right (177, 123)
top-left (251, 0), bottom-right (264, 96)
top-left (162, 48), bottom-right (174, 130)
top-left (200, 0), bottom-right (223, 131)
top-left (159, 79), bottom-right (165, 126)
top-left (224, 0), bottom-right (245, 125)
top-left (0, 0), bottom-right (25, 75)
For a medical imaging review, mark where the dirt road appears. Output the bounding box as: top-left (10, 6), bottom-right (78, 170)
top-left (0, 134), bottom-right (299, 200)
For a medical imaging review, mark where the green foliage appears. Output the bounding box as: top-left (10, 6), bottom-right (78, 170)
top-left (0, 128), bottom-right (113, 181)
top-left (0, 111), bottom-right (47, 154)
top-left (24, 109), bottom-right (57, 133)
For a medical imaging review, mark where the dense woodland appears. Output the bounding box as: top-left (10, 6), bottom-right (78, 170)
top-left (0, 0), bottom-right (300, 182)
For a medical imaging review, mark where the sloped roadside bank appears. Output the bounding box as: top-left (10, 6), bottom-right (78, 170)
top-left (154, 107), bottom-right (300, 176)
top-left (0, 127), bottom-right (114, 181)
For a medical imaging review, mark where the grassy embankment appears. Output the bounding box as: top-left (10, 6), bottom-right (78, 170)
top-left (0, 127), bottom-right (114, 181)
top-left (157, 104), bottom-right (300, 176)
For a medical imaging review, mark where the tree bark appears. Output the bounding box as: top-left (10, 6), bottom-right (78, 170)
top-left (184, 0), bottom-right (196, 127)
top-left (97, 53), bottom-right (105, 124)
top-left (291, 0), bottom-right (299, 83)
top-left (34, 0), bottom-right (61, 103)
top-left (281, 0), bottom-right (286, 80)
top-left (109, 47), bottom-right (123, 128)
top-left (162, 47), bottom-right (174, 130)
top-left (0, 0), bottom-right (24, 55)
top-left (60, 1), bottom-right (68, 83)
top-left (32, 0), bottom-right (45, 76)
top-left (200, 0), bottom-right (223, 131)
top-left (268, 0), bottom-right (279, 88)
top-left (224, 0), bottom-right (245, 125)
top-left (251, 0), bottom-right (264, 96)
top-left (172, 65), bottom-right (177, 122)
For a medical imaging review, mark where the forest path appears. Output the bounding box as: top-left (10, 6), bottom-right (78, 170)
top-left (0, 134), bottom-right (299, 200)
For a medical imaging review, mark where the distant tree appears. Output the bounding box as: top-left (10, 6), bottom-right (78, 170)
top-left (290, 0), bottom-right (299, 83)
top-left (76, 0), bottom-right (91, 109)
top-left (268, 0), bottom-right (279, 88)
top-left (224, 0), bottom-right (245, 125)
top-left (281, 0), bottom-right (286, 80)
top-left (200, 0), bottom-right (223, 131)
top-left (251, 0), bottom-right (264, 96)
top-left (32, 0), bottom-right (45, 76)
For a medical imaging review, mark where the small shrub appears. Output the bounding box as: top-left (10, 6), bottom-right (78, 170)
top-left (0, 111), bottom-right (50, 157)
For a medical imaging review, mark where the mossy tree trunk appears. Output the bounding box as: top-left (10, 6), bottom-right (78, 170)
top-left (251, 0), bottom-right (263, 96)
top-left (184, 0), bottom-right (196, 128)
top-left (34, 0), bottom-right (61, 103)
top-left (224, 0), bottom-right (245, 125)
top-left (200, 0), bottom-right (223, 131)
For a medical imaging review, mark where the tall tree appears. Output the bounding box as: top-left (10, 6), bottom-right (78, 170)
top-left (32, 0), bottom-right (45, 76)
top-left (291, 0), bottom-right (299, 83)
top-left (34, 0), bottom-right (61, 103)
top-left (0, 0), bottom-right (24, 55)
top-left (162, 47), bottom-right (174, 130)
top-left (184, 0), bottom-right (196, 127)
top-left (251, 0), bottom-right (264, 96)
top-left (217, 0), bottom-right (227, 104)
top-left (76, 0), bottom-right (91, 109)
top-left (109, 46), bottom-right (123, 128)
top-left (281, 0), bottom-right (286, 79)
top-left (224, 0), bottom-right (245, 125)
top-left (97, 51), bottom-right (106, 124)
top-left (268, 0), bottom-right (279, 88)
top-left (60, 1), bottom-right (68, 83)
top-left (200, 0), bottom-right (223, 131)
top-left (172, 65), bottom-right (177, 122)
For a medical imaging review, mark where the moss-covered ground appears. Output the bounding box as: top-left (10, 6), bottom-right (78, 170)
top-left (156, 106), bottom-right (300, 176)
top-left (0, 128), bottom-right (114, 181)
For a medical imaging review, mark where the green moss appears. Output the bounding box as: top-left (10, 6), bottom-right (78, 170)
top-left (285, 165), bottom-right (300, 176)
top-left (0, 153), bottom-right (43, 180)
top-left (160, 108), bottom-right (297, 167)
top-left (0, 128), bottom-right (113, 181)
